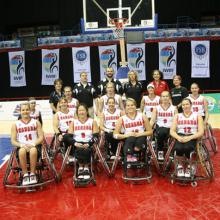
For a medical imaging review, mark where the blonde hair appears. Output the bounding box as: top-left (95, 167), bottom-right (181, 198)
top-left (128, 70), bottom-right (138, 81)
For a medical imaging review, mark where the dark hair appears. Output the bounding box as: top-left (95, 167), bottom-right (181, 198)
top-left (181, 98), bottom-right (192, 105)
top-left (152, 69), bottom-right (163, 80)
top-left (107, 97), bottom-right (115, 104)
top-left (76, 103), bottom-right (89, 117)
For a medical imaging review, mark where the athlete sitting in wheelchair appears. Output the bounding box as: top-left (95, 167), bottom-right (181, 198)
top-left (113, 98), bottom-right (152, 176)
top-left (170, 98), bottom-right (204, 178)
top-left (53, 97), bottom-right (75, 162)
top-left (63, 104), bottom-right (99, 183)
top-left (99, 97), bottom-right (124, 160)
top-left (10, 102), bottom-right (44, 186)
top-left (150, 91), bottom-right (177, 161)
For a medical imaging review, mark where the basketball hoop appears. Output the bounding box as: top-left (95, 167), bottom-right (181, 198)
top-left (109, 18), bottom-right (128, 39)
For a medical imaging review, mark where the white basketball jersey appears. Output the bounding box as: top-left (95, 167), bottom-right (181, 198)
top-left (73, 118), bottom-right (93, 142)
top-left (102, 94), bottom-right (120, 111)
top-left (30, 109), bottom-right (41, 121)
top-left (104, 109), bottom-right (121, 130)
top-left (177, 112), bottom-right (198, 135)
top-left (143, 95), bottom-right (160, 118)
top-left (16, 118), bottom-right (38, 145)
top-left (188, 95), bottom-right (205, 116)
top-left (122, 112), bottom-right (145, 134)
top-left (57, 111), bottom-right (74, 133)
top-left (156, 104), bottom-right (176, 128)
top-left (67, 98), bottom-right (78, 115)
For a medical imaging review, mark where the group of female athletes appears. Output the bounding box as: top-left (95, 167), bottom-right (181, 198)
top-left (11, 69), bottom-right (209, 185)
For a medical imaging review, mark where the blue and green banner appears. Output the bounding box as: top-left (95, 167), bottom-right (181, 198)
top-left (203, 93), bottom-right (220, 114)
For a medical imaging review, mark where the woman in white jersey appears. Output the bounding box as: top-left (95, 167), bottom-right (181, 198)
top-left (114, 98), bottom-right (152, 162)
top-left (170, 98), bottom-right (204, 178)
top-left (150, 91), bottom-right (177, 160)
top-left (11, 103), bottom-right (43, 186)
top-left (63, 86), bottom-right (79, 116)
top-left (140, 83), bottom-right (160, 120)
top-left (100, 97), bottom-right (124, 159)
top-left (53, 97), bottom-right (74, 142)
top-left (18, 97), bottom-right (43, 125)
top-left (64, 104), bottom-right (99, 179)
top-left (99, 82), bottom-right (124, 114)
top-left (188, 83), bottom-right (209, 125)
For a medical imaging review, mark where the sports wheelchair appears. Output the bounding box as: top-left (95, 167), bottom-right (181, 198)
top-left (147, 129), bottom-right (173, 175)
top-left (45, 133), bottom-right (75, 182)
top-left (122, 137), bottom-right (152, 184)
top-left (162, 139), bottom-right (214, 187)
top-left (203, 123), bottom-right (218, 154)
top-left (3, 144), bottom-right (57, 192)
top-left (97, 131), bottom-right (123, 177)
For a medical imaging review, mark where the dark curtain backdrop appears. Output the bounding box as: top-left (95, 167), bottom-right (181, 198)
top-left (0, 40), bottom-right (219, 99)
top-left (1, 0), bottom-right (220, 33)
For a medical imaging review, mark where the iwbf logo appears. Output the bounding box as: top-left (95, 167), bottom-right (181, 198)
top-left (128, 47), bottom-right (144, 68)
top-left (75, 50), bottom-right (87, 65)
top-left (193, 44), bottom-right (207, 59)
top-left (10, 55), bottom-right (24, 75)
top-left (160, 46), bottom-right (176, 67)
top-left (43, 53), bottom-right (58, 73)
top-left (100, 49), bottom-right (116, 69)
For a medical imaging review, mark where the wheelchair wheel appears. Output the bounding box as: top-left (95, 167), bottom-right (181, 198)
top-left (207, 124), bottom-right (218, 153)
top-left (162, 139), bottom-right (175, 176)
top-left (148, 142), bottom-right (160, 174)
top-left (197, 142), bottom-right (214, 180)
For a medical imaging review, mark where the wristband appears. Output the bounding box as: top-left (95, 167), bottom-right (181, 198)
top-left (104, 128), bottom-right (110, 133)
top-left (113, 134), bottom-right (118, 139)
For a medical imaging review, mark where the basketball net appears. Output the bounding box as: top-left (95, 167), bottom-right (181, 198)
top-left (110, 18), bottom-right (128, 39)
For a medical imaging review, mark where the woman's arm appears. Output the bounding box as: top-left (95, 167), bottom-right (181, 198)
top-left (140, 97), bottom-right (145, 112)
top-left (11, 123), bottom-right (20, 148)
top-left (150, 107), bottom-right (157, 128)
top-left (136, 114), bottom-right (153, 137)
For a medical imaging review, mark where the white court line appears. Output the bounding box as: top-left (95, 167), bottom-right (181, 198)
top-left (0, 154), bottom-right (10, 169)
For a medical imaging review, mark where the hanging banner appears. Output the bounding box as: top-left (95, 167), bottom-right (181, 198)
top-left (191, 40), bottom-right (210, 78)
top-left (127, 43), bottom-right (146, 81)
top-left (159, 42), bottom-right (177, 79)
top-left (98, 45), bottom-right (117, 80)
top-left (72, 46), bottom-right (91, 83)
top-left (41, 49), bottom-right (59, 85)
top-left (8, 51), bottom-right (26, 87)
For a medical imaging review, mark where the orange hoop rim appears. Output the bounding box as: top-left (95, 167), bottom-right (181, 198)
top-left (109, 18), bottom-right (128, 29)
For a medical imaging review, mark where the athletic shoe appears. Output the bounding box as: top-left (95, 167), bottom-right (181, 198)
top-left (29, 173), bottom-right (37, 185)
top-left (158, 151), bottom-right (164, 160)
top-left (77, 167), bottom-right (84, 179)
top-left (185, 166), bottom-right (191, 178)
top-left (68, 156), bottom-right (75, 163)
top-left (177, 165), bottom-right (184, 177)
top-left (22, 173), bottom-right (30, 186)
top-left (131, 155), bottom-right (137, 162)
top-left (83, 168), bottom-right (90, 180)
top-left (127, 155), bottom-right (133, 162)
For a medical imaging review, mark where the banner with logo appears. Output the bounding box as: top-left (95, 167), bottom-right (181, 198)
top-left (159, 42), bottom-right (177, 79)
top-left (8, 51), bottom-right (26, 87)
top-left (127, 43), bottom-right (146, 81)
top-left (98, 45), bottom-right (117, 80)
top-left (72, 47), bottom-right (91, 83)
top-left (41, 49), bottom-right (59, 85)
top-left (191, 41), bottom-right (210, 78)
top-left (203, 93), bottom-right (220, 114)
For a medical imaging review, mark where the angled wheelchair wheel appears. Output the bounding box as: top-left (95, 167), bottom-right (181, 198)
top-left (148, 142), bottom-right (160, 174)
top-left (162, 139), bottom-right (175, 176)
top-left (207, 124), bottom-right (218, 153)
top-left (197, 142), bottom-right (214, 180)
